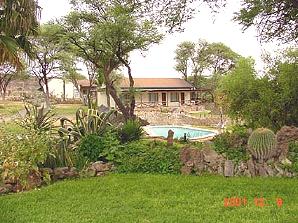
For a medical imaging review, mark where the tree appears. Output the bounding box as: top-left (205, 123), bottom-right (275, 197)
top-left (0, 0), bottom-right (40, 69)
top-left (174, 41), bottom-right (196, 80)
top-left (234, 0), bottom-right (298, 43)
top-left (217, 49), bottom-right (298, 131)
top-left (174, 40), bottom-right (239, 101)
top-left (30, 23), bottom-right (66, 107)
top-left (174, 40), bottom-right (212, 84)
top-left (59, 53), bottom-right (85, 102)
top-left (61, 1), bottom-right (162, 120)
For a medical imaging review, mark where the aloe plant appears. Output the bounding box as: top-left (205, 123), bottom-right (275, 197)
top-left (58, 108), bottom-right (115, 145)
top-left (248, 128), bottom-right (277, 162)
top-left (19, 103), bottom-right (56, 134)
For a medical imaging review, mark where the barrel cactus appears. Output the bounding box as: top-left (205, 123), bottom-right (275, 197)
top-left (248, 128), bottom-right (277, 162)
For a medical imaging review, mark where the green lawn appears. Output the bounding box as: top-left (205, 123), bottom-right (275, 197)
top-left (0, 101), bottom-right (24, 116)
top-left (53, 104), bottom-right (87, 116)
top-left (0, 174), bottom-right (297, 223)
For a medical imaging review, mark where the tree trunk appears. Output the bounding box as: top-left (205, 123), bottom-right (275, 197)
top-left (62, 79), bottom-right (66, 102)
top-left (105, 86), bottom-right (111, 108)
top-left (117, 56), bottom-right (136, 119)
top-left (72, 79), bottom-right (84, 103)
top-left (87, 89), bottom-right (92, 109)
top-left (108, 82), bottom-right (130, 120)
top-left (44, 75), bottom-right (50, 108)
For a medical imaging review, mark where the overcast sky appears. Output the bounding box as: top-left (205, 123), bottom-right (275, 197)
top-left (39, 0), bottom-right (283, 78)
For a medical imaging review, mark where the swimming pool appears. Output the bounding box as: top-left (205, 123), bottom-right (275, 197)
top-left (144, 125), bottom-right (217, 140)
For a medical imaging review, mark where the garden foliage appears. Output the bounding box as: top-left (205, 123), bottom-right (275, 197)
top-left (0, 129), bottom-right (51, 188)
top-left (104, 140), bottom-right (182, 174)
top-left (212, 125), bottom-right (249, 163)
top-left (118, 119), bottom-right (143, 143)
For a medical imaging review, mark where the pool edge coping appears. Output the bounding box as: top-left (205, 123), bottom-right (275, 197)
top-left (143, 125), bottom-right (219, 141)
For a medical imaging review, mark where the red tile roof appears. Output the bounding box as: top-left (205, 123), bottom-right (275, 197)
top-left (77, 80), bottom-right (97, 87)
top-left (120, 78), bottom-right (194, 89)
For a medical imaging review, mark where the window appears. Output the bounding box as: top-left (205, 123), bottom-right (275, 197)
top-left (170, 92), bottom-right (179, 102)
top-left (149, 93), bottom-right (158, 102)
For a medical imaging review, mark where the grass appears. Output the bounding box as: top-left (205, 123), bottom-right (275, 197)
top-left (53, 104), bottom-right (87, 116)
top-left (0, 174), bottom-right (297, 223)
top-left (0, 101), bottom-right (24, 116)
top-left (0, 122), bottom-right (24, 133)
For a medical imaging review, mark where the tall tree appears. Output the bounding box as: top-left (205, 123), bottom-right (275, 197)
top-left (235, 0), bottom-right (298, 43)
top-left (174, 41), bottom-right (195, 81)
top-left (0, 0), bottom-right (39, 69)
top-left (59, 54), bottom-right (85, 102)
top-left (174, 40), bottom-right (239, 101)
top-left (174, 39), bottom-right (209, 84)
top-left (30, 23), bottom-right (66, 107)
top-left (217, 49), bottom-right (298, 130)
top-left (61, 1), bottom-right (162, 120)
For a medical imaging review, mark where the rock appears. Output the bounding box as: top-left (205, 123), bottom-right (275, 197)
top-left (276, 126), bottom-right (298, 159)
top-left (202, 147), bottom-right (221, 165)
top-left (217, 164), bottom-right (224, 175)
top-left (53, 167), bottom-right (79, 180)
top-left (263, 163), bottom-right (274, 177)
top-left (247, 159), bottom-right (256, 177)
top-left (243, 169), bottom-right (251, 177)
top-left (91, 161), bottom-right (113, 172)
top-left (0, 186), bottom-right (10, 195)
top-left (274, 164), bottom-right (284, 176)
top-left (96, 172), bottom-right (106, 177)
top-left (180, 166), bottom-right (192, 175)
top-left (167, 129), bottom-right (174, 146)
top-left (27, 171), bottom-right (42, 189)
top-left (86, 161), bottom-right (114, 177)
top-left (257, 164), bottom-right (268, 177)
top-left (180, 147), bottom-right (205, 174)
top-left (86, 167), bottom-right (97, 177)
top-left (224, 160), bottom-right (234, 177)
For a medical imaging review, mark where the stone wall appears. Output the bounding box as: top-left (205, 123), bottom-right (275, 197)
top-left (136, 111), bottom-right (222, 126)
top-left (180, 146), bottom-right (296, 177)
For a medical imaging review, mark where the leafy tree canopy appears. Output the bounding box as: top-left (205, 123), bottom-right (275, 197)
top-left (217, 49), bottom-right (298, 131)
top-left (0, 0), bottom-right (40, 69)
top-left (235, 0), bottom-right (298, 43)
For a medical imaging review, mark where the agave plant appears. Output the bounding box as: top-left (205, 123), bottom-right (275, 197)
top-left (19, 103), bottom-right (56, 134)
top-left (58, 108), bottom-right (115, 146)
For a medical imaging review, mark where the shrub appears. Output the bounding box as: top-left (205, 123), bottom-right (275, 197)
top-left (78, 131), bottom-right (121, 163)
top-left (287, 141), bottom-right (298, 173)
top-left (78, 134), bottom-right (104, 162)
top-left (212, 125), bottom-right (249, 163)
top-left (0, 129), bottom-right (51, 189)
top-left (118, 119), bottom-right (143, 143)
top-left (105, 139), bottom-right (182, 174)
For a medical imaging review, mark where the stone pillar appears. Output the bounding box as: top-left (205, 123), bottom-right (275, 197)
top-left (224, 160), bottom-right (234, 177)
top-left (167, 129), bottom-right (174, 146)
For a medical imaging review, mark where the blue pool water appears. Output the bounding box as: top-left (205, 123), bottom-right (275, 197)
top-left (145, 126), bottom-right (216, 139)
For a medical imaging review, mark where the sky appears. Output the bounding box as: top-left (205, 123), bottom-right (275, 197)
top-left (39, 0), bottom-right (283, 78)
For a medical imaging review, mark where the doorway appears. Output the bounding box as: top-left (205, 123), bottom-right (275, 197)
top-left (181, 92), bottom-right (185, 105)
top-left (162, 93), bottom-right (167, 106)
